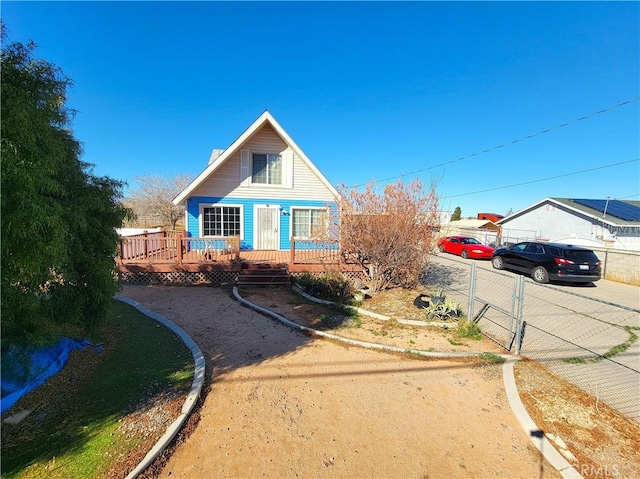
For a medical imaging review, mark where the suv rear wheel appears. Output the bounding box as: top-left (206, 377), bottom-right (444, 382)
top-left (532, 266), bottom-right (549, 284)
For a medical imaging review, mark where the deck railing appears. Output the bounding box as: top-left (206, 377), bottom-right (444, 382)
top-left (118, 232), bottom-right (240, 265)
top-left (290, 238), bottom-right (342, 265)
top-left (117, 233), bottom-right (358, 271)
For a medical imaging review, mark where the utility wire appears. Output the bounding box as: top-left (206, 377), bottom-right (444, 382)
top-left (351, 97), bottom-right (639, 188)
top-left (618, 192), bottom-right (640, 199)
top-left (442, 158), bottom-right (639, 199)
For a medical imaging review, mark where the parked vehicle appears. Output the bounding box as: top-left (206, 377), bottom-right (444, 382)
top-left (437, 236), bottom-right (494, 259)
top-left (491, 241), bottom-right (601, 284)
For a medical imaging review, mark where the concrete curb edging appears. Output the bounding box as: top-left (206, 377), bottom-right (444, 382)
top-left (114, 288), bottom-right (583, 479)
top-left (503, 358), bottom-right (584, 479)
top-left (116, 296), bottom-right (206, 479)
top-left (292, 284), bottom-right (457, 328)
top-left (236, 286), bottom-right (582, 478)
top-left (234, 287), bottom-right (497, 359)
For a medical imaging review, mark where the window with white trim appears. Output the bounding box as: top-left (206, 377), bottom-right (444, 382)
top-left (203, 206), bottom-right (241, 236)
top-left (292, 208), bottom-right (327, 238)
top-left (252, 153), bottom-right (282, 185)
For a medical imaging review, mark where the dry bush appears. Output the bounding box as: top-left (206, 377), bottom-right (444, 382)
top-left (337, 178), bottom-right (440, 292)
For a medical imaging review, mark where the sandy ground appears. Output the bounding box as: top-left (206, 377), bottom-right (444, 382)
top-left (121, 284), bottom-right (559, 479)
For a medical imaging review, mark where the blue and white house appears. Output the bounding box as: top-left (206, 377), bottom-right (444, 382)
top-left (172, 111), bottom-right (339, 251)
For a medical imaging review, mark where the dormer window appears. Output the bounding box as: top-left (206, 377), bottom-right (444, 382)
top-left (252, 153), bottom-right (282, 185)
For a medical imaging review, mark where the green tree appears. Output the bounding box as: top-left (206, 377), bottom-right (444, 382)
top-left (451, 206), bottom-right (462, 221)
top-left (1, 33), bottom-right (130, 338)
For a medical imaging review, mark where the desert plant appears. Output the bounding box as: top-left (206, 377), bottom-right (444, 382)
top-left (424, 297), bottom-right (463, 321)
top-left (432, 286), bottom-right (445, 298)
top-left (457, 319), bottom-right (482, 340)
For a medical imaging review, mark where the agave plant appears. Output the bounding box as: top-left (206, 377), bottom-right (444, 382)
top-left (424, 297), bottom-right (463, 321)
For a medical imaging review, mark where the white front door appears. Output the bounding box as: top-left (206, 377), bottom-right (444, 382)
top-left (256, 206), bottom-right (280, 250)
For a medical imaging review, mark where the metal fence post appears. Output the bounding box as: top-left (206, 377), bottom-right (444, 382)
top-left (514, 275), bottom-right (526, 355)
top-left (467, 262), bottom-right (476, 320)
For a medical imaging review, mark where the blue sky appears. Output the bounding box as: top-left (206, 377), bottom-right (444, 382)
top-left (3, 1), bottom-right (639, 217)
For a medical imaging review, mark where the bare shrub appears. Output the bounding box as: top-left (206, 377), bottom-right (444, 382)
top-left (128, 174), bottom-right (193, 230)
top-left (336, 179), bottom-right (440, 292)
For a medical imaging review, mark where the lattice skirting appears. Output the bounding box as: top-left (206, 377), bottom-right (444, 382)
top-left (289, 270), bottom-right (367, 281)
top-left (119, 271), bottom-right (239, 285)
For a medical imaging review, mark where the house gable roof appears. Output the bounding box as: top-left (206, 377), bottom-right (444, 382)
top-left (173, 110), bottom-right (339, 205)
top-left (497, 197), bottom-right (640, 228)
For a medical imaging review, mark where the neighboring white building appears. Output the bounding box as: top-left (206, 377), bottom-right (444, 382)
top-left (497, 197), bottom-right (640, 251)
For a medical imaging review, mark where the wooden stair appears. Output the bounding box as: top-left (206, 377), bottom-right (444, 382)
top-left (236, 262), bottom-right (291, 287)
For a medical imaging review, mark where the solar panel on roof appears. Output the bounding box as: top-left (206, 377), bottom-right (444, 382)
top-left (572, 199), bottom-right (640, 221)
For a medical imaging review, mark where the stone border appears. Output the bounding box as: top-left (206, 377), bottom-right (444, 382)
top-left (116, 296), bottom-right (206, 479)
top-left (235, 286), bottom-right (494, 359)
top-left (292, 284), bottom-right (458, 328)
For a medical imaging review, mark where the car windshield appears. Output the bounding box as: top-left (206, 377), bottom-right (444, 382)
top-left (460, 238), bottom-right (481, 245)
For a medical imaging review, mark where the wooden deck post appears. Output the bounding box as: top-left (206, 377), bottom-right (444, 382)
top-left (233, 235), bottom-right (240, 263)
top-left (290, 237), bottom-right (295, 265)
top-left (176, 231), bottom-right (183, 265)
top-left (118, 238), bottom-right (123, 264)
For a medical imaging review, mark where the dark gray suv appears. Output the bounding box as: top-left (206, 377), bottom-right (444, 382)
top-left (491, 241), bottom-right (602, 284)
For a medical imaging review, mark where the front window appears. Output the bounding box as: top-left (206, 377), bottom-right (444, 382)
top-left (252, 153), bottom-right (282, 185)
top-left (203, 206), bottom-right (241, 236)
top-left (293, 208), bottom-right (326, 238)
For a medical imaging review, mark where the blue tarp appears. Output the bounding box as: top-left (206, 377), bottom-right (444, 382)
top-left (1, 337), bottom-right (96, 414)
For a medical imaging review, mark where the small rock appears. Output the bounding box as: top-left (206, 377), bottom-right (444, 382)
top-left (554, 435), bottom-right (568, 450)
top-left (3, 409), bottom-right (32, 424)
top-left (560, 448), bottom-right (576, 462)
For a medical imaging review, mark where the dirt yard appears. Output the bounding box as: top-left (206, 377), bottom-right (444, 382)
top-left (119, 284), bottom-right (551, 478)
top-left (118, 284), bottom-right (639, 479)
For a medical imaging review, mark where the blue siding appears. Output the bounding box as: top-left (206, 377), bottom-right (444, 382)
top-left (186, 196), bottom-right (336, 250)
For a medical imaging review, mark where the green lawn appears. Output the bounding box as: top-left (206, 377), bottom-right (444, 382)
top-left (1, 299), bottom-right (194, 478)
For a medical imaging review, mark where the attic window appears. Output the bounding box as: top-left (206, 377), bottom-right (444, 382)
top-left (252, 153), bottom-right (282, 185)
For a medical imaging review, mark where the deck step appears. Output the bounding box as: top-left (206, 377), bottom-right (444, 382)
top-left (236, 266), bottom-right (290, 286)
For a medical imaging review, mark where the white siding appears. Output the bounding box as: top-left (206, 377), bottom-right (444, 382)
top-left (191, 124), bottom-right (335, 201)
top-left (502, 203), bottom-right (615, 243)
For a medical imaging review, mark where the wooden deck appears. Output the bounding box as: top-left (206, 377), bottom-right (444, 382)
top-left (116, 233), bottom-right (364, 274)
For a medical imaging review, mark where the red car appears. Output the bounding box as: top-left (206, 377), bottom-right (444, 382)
top-left (437, 236), bottom-right (494, 259)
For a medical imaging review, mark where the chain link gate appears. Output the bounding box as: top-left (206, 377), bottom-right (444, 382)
top-left (467, 262), bottom-right (527, 353)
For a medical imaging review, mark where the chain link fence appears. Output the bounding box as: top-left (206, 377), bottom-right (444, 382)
top-left (426, 254), bottom-right (640, 423)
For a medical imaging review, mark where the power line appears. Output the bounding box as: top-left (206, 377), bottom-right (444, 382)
top-left (618, 192), bottom-right (640, 200)
top-left (442, 158), bottom-right (639, 199)
top-left (351, 97), bottom-right (639, 188)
